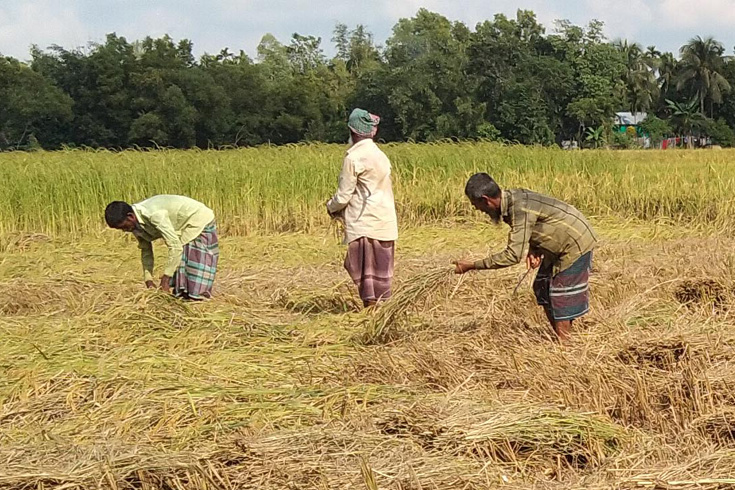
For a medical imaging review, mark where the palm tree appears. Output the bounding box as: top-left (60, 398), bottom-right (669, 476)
top-left (645, 45), bottom-right (662, 69)
top-left (677, 36), bottom-right (732, 117)
top-left (666, 98), bottom-right (705, 148)
top-left (658, 52), bottom-right (678, 96)
top-left (614, 40), bottom-right (659, 114)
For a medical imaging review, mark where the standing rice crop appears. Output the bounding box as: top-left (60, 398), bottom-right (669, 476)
top-left (1, 144), bottom-right (735, 236)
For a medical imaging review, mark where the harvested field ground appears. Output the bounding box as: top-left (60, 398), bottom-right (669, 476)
top-left (3, 217), bottom-right (735, 489)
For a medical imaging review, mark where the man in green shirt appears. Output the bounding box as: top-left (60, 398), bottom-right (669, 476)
top-left (453, 173), bottom-right (597, 341)
top-left (105, 195), bottom-right (219, 300)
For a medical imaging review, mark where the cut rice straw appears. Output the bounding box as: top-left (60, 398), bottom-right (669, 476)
top-left (361, 267), bottom-right (454, 344)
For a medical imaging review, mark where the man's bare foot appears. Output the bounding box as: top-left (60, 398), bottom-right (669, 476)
top-left (554, 320), bottom-right (572, 342)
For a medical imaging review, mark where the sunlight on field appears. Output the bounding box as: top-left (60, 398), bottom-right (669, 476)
top-left (2, 146), bottom-right (735, 489)
top-left (2, 217), bottom-right (735, 489)
top-left (0, 144), bottom-right (734, 237)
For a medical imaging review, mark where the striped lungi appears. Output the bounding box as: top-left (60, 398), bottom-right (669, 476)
top-left (171, 221), bottom-right (219, 300)
top-left (344, 237), bottom-right (395, 306)
top-left (533, 251), bottom-right (592, 321)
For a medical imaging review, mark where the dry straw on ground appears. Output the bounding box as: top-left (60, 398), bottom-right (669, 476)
top-left (3, 146), bottom-right (735, 488)
top-left (3, 227), bottom-right (734, 489)
top-left (360, 268), bottom-right (454, 344)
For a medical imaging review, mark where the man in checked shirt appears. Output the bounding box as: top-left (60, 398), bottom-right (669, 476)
top-left (453, 173), bottom-right (598, 341)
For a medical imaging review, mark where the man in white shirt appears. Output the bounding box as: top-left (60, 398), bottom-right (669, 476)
top-left (326, 108), bottom-right (398, 307)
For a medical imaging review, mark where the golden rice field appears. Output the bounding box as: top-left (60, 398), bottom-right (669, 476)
top-left (0, 143), bottom-right (734, 237)
top-left (2, 144), bottom-right (735, 489)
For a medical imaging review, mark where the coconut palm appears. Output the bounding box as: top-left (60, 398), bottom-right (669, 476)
top-left (614, 40), bottom-right (659, 114)
top-left (645, 45), bottom-right (662, 70)
top-left (677, 36), bottom-right (732, 117)
top-left (658, 52), bottom-right (678, 96)
top-left (666, 98), bottom-right (706, 148)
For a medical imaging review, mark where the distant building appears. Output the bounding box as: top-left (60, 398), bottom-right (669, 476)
top-left (614, 112), bottom-right (650, 148)
top-left (614, 112), bottom-right (647, 126)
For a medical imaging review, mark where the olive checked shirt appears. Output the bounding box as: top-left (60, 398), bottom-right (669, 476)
top-left (474, 189), bottom-right (597, 275)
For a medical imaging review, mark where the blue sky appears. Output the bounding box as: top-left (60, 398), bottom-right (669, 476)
top-left (1, 0), bottom-right (734, 61)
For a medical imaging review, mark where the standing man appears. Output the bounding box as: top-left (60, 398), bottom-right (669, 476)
top-left (327, 108), bottom-right (398, 308)
top-left (104, 195), bottom-right (219, 300)
top-left (453, 173), bottom-right (597, 341)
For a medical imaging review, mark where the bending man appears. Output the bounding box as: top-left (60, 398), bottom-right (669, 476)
top-left (105, 195), bottom-right (219, 300)
top-left (327, 108), bottom-right (398, 307)
top-left (453, 173), bottom-right (597, 341)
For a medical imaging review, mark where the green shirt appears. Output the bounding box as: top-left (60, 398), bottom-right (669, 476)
top-left (475, 189), bottom-right (597, 275)
top-left (132, 195), bottom-right (215, 281)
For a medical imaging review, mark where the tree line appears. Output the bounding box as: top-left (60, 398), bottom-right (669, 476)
top-left (1, 8), bottom-right (734, 150)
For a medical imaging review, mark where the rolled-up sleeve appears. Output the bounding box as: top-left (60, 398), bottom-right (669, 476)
top-left (475, 201), bottom-right (537, 270)
top-left (327, 155), bottom-right (358, 214)
top-left (137, 237), bottom-right (155, 282)
top-left (149, 211), bottom-right (183, 277)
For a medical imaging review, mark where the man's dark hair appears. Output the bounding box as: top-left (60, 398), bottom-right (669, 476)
top-left (465, 173), bottom-right (501, 201)
top-left (105, 201), bottom-right (133, 227)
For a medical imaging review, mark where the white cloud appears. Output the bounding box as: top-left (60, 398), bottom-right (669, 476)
top-left (0, 0), bottom-right (732, 60)
top-left (0, 2), bottom-right (87, 58)
top-left (584, 0), bottom-right (655, 40)
top-left (658, 0), bottom-right (735, 28)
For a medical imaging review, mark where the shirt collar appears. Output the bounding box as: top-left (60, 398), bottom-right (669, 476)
top-left (132, 203), bottom-right (146, 226)
top-left (346, 138), bottom-right (373, 155)
top-left (500, 189), bottom-right (510, 218)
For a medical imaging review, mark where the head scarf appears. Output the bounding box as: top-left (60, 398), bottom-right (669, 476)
top-left (348, 108), bottom-right (380, 138)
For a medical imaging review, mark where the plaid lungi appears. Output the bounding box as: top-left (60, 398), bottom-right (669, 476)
top-left (533, 251), bottom-right (592, 321)
top-left (171, 221), bottom-right (219, 300)
top-left (344, 237), bottom-right (394, 306)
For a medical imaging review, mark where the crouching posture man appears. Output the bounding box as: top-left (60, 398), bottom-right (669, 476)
top-left (105, 195), bottom-right (219, 300)
top-left (453, 173), bottom-right (597, 341)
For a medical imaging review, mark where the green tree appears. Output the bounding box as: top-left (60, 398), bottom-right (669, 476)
top-left (584, 126), bottom-right (606, 148)
top-left (128, 36), bottom-right (199, 147)
top-left (614, 40), bottom-right (659, 113)
top-left (549, 19), bottom-right (625, 140)
top-left (384, 9), bottom-right (476, 140)
top-left (666, 98), bottom-right (706, 147)
top-left (713, 56), bottom-right (735, 130)
top-left (468, 10), bottom-right (573, 144)
top-left (287, 34), bottom-right (325, 73)
top-left (31, 35), bottom-right (139, 147)
top-left (257, 34), bottom-right (290, 81)
top-left (0, 56), bottom-right (73, 149)
top-left (677, 36), bottom-right (732, 116)
top-left (703, 117), bottom-right (735, 147)
top-left (657, 52), bottom-right (679, 107)
top-left (639, 114), bottom-right (672, 145)
top-left (201, 52), bottom-right (271, 146)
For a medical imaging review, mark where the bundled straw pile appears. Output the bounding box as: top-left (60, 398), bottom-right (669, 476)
top-left (360, 268), bottom-right (454, 344)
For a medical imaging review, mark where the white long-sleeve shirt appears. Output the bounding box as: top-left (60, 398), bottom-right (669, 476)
top-left (326, 139), bottom-right (398, 243)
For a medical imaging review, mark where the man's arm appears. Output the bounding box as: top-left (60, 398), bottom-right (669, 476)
top-left (149, 211), bottom-right (184, 280)
top-left (326, 156), bottom-right (359, 214)
top-left (137, 237), bottom-right (156, 287)
top-left (475, 201), bottom-right (537, 271)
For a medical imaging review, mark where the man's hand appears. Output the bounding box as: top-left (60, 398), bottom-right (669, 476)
top-left (159, 275), bottom-right (171, 293)
top-left (326, 199), bottom-right (342, 219)
top-left (145, 280), bottom-right (156, 289)
top-left (526, 253), bottom-right (543, 270)
top-left (452, 260), bottom-right (475, 275)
